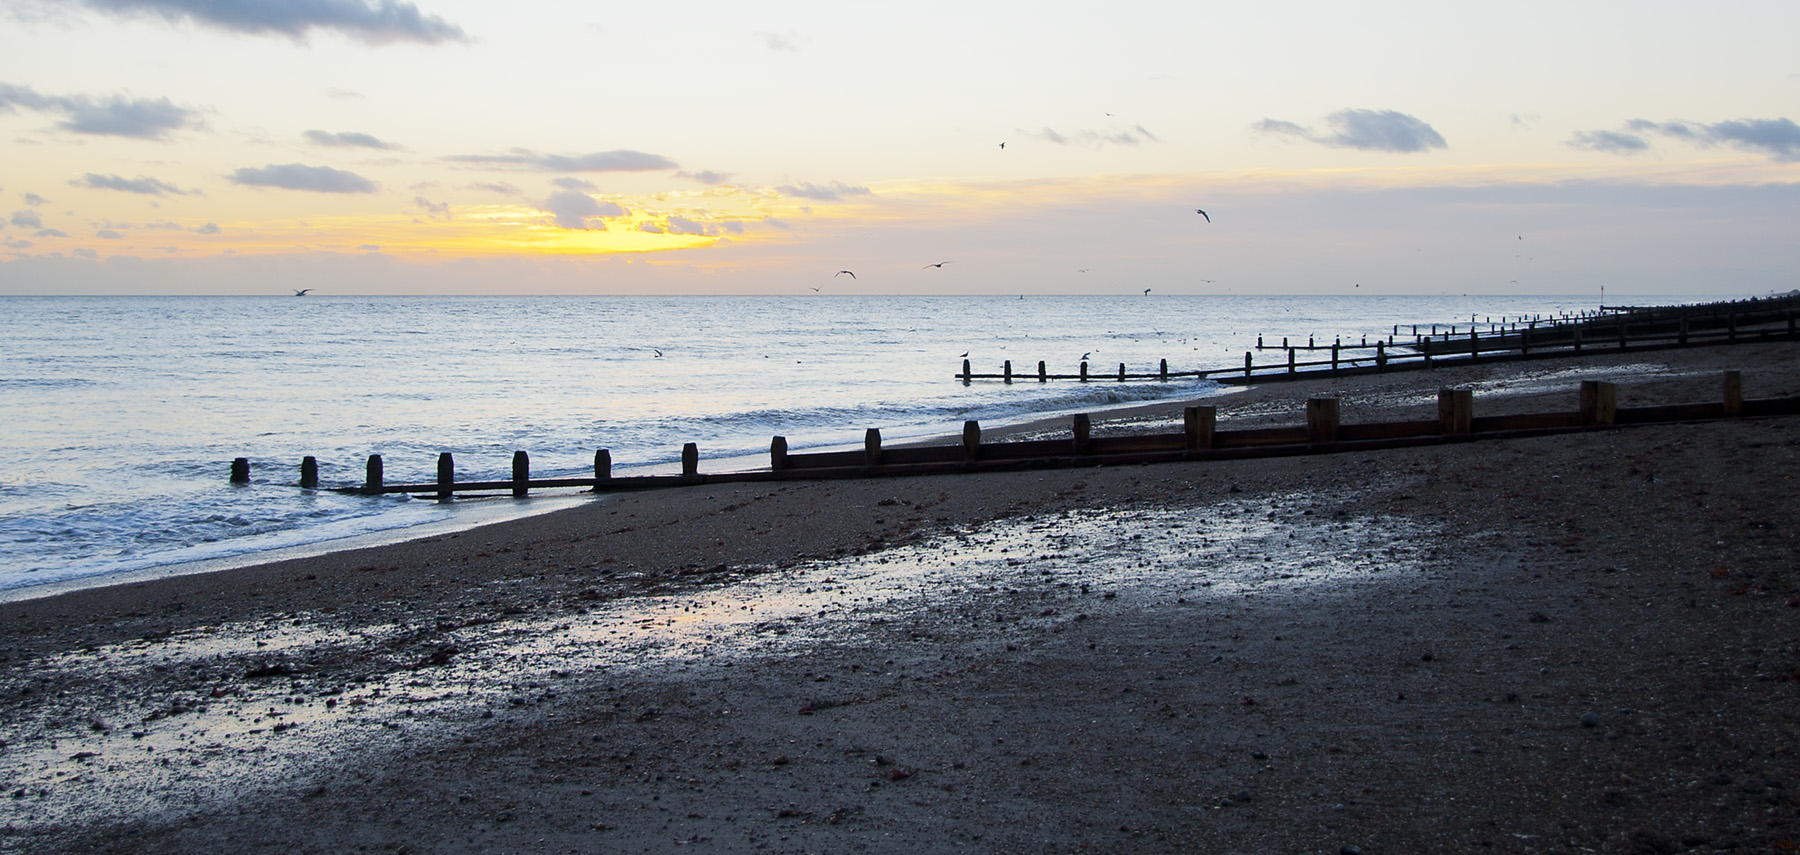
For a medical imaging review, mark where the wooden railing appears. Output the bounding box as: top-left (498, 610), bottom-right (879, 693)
top-left (232, 371), bottom-right (1796, 498)
top-left (957, 294), bottom-right (1800, 386)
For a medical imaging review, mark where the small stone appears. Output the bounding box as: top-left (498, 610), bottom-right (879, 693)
top-left (1580, 711), bottom-right (1602, 728)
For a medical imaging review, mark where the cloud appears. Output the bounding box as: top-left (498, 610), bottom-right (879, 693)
top-left (1573, 116), bottom-right (1800, 162)
top-left (755, 30), bottom-right (806, 52)
top-left (71, 0), bottom-right (467, 45)
top-left (10, 210), bottom-right (42, 228)
top-left (74, 248), bottom-right (98, 259)
top-left (540, 189), bottom-right (626, 229)
top-left (303, 129), bottom-right (399, 149)
top-left (665, 216), bottom-right (706, 236)
top-left (0, 82), bottom-right (199, 140)
top-left (326, 88), bottom-right (365, 100)
top-left (775, 181), bottom-right (871, 201)
top-left (22, 192), bottom-right (48, 206)
top-left (465, 181), bottom-right (521, 196)
top-left (33, 228), bottom-right (69, 238)
top-left (2, 239), bottom-right (31, 249)
top-left (228, 163), bottom-right (378, 193)
top-left (143, 220), bottom-right (221, 234)
top-left (637, 221), bottom-right (663, 234)
top-left (1254, 108), bottom-right (1448, 153)
top-left (446, 149), bottom-right (678, 172)
top-left (1568, 129), bottom-right (1651, 155)
top-left (675, 170), bottom-right (731, 186)
top-left (74, 172), bottom-right (197, 196)
top-left (96, 229), bottom-right (123, 238)
top-left (358, 244), bottom-right (379, 250)
top-left (1022, 125), bottom-right (1160, 147)
top-left (413, 195), bottom-right (451, 220)
top-left (194, 222), bottom-right (220, 235)
top-left (550, 176), bottom-right (596, 191)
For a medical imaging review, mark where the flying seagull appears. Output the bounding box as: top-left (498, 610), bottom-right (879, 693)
top-left (998, 142), bottom-right (1005, 150)
top-left (923, 261), bottom-right (951, 269)
top-left (653, 349), bottom-right (663, 358)
top-left (293, 288), bottom-right (312, 296)
top-left (1080, 351), bottom-right (1093, 361)
top-left (1195, 209), bottom-right (1210, 222)
top-left (835, 270), bottom-right (856, 278)
top-left (959, 351), bottom-right (969, 358)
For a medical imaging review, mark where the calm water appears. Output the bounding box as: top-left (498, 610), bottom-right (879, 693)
top-left (0, 293), bottom-right (1670, 594)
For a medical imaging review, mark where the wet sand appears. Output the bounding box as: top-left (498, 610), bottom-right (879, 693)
top-left (2, 343), bottom-right (1798, 854)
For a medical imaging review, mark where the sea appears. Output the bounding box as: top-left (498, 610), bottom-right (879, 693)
top-left (0, 293), bottom-right (1706, 597)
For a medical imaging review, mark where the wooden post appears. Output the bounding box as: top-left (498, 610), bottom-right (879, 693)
top-left (511, 450), bottom-right (529, 497)
top-left (1159, 359), bottom-right (1168, 382)
top-left (1330, 342), bottom-right (1339, 372)
top-left (1438, 388), bottom-right (1472, 435)
top-left (1037, 360), bottom-right (1047, 382)
top-left (1469, 328), bottom-right (1479, 362)
top-left (300, 456), bottom-right (318, 489)
top-left (1521, 325), bottom-right (1531, 355)
top-left (1723, 370), bottom-right (1743, 418)
top-left (1117, 362), bottom-right (1126, 382)
top-left (769, 437), bottom-right (788, 471)
top-left (1183, 405), bottom-right (1216, 450)
top-left (1072, 414), bottom-right (1091, 455)
top-left (594, 449), bottom-right (612, 486)
top-left (1573, 326), bottom-right (1582, 353)
top-left (230, 457), bottom-right (250, 485)
top-left (682, 443), bottom-right (699, 478)
top-left (961, 359), bottom-right (972, 385)
top-left (864, 428), bottom-right (882, 467)
top-left (1375, 341), bottom-right (1385, 372)
top-left (364, 454), bottom-right (383, 494)
top-left (1080, 361), bottom-right (1090, 382)
top-left (1306, 398), bottom-right (1339, 443)
top-left (437, 452), bottom-right (454, 500)
top-left (1579, 381), bottom-right (1616, 426)
top-left (962, 420), bottom-right (981, 461)
top-left (1679, 316), bottom-right (1689, 346)
top-left (1728, 312), bottom-right (1737, 341)
top-left (1287, 347), bottom-right (1295, 374)
top-left (1243, 351), bottom-right (1253, 380)
top-left (1003, 360), bottom-right (1012, 384)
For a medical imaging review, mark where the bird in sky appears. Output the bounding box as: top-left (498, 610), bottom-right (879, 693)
top-left (1195, 209), bottom-right (1210, 222)
top-left (293, 288), bottom-right (312, 296)
top-left (835, 270), bottom-right (855, 278)
top-left (1144, 288), bottom-right (1152, 295)
top-left (809, 286), bottom-right (821, 292)
top-left (1077, 268), bottom-right (1089, 273)
top-left (1080, 351), bottom-right (1093, 361)
top-left (959, 351), bottom-right (969, 358)
top-left (923, 261), bottom-right (951, 269)
top-left (653, 349), bottom-right (663, 358)
top-left (998, 142), bottom-right (1005, 150)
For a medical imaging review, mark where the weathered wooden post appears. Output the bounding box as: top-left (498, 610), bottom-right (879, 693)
top-left (962, 420), bottom-right (981, 461)
top-left (1243, 351), bottom-right (1253, 380)
top-left (1723, 370), bottom-right (1743, 418)
top-left (1521, 325), bottom-right (1532, 355)
top-left (1287, 347), bottom-right (1295, 374)
top-left (1183, 405), bottom-right (1216, 450)
top-left (1037, 360), bottom-right (1048, 382)
top-left (863, 429), bottom-right (882, 467)
top-left (1375, 341), bottom-right (1386, 372)
top-left (1159, 359), bottom-right (1168, 382)
top-left (1003, 360), bottom-right (1013, 384)
top-left (230, 457), bottom-right (250, 485)
top-left (593, 449), bottom-right (612, 487)
top-left (300, 456), bottom-right (318, 489)
top-left (1679, 316), bottom-right (1689, 346)
top-left (1306, 398), bottom-right (1339, 443)
top-left (1438, 388), bottom-right (1472, 435)
top-left (681, 443), bottom-right (699, 479)
top-left (437, 452), bottom-right (455, 500)
top-left (961, 359), bottom-right (972, 385)
top-left (1072, 414), bottom-right (1091, 455)
top-left (1080, 361), bottom-right (1090, 382)
top-left (1728, 312), bottom-right (1737, 341)
top-left (1579, 381), bottom-right (1616, 426)
top-left (1330, 342), bottom-right (1339, 372)
top-left (1117, 362), bottom-right (1126, 382)
top-left (1469, 328), bottom-right (1480, 362)
top-left (769, 437), bottom-right (788, 472)
top-left (1573, 326), bottom-right (1583, 353)
top-left (364, 454), bottom-right (383, 494)
top-left (511, 450), bottom-right (529, 497)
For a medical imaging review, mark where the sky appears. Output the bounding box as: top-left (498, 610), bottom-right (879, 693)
top-left (0, 0), bottom-right (1797, 296)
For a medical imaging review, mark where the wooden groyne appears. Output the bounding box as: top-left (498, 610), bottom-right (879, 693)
top-left (232, 370), bottom-right (1799, 498)
top-left (958, 294), bottom-right (1800, 386)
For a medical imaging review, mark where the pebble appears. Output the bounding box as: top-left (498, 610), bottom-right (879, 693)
top-left (1581, 711), bottom-right (1602, 728)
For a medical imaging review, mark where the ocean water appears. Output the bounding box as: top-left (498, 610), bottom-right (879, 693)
top-left (0, 293), bottom-right (1671, 595)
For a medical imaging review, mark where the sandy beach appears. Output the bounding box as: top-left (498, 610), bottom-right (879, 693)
top-left (2, 342), bottom-right (1798, 854)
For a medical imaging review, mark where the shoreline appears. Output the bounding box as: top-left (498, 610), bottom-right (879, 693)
top-left (3, 341), bottom-right (1797, 853)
